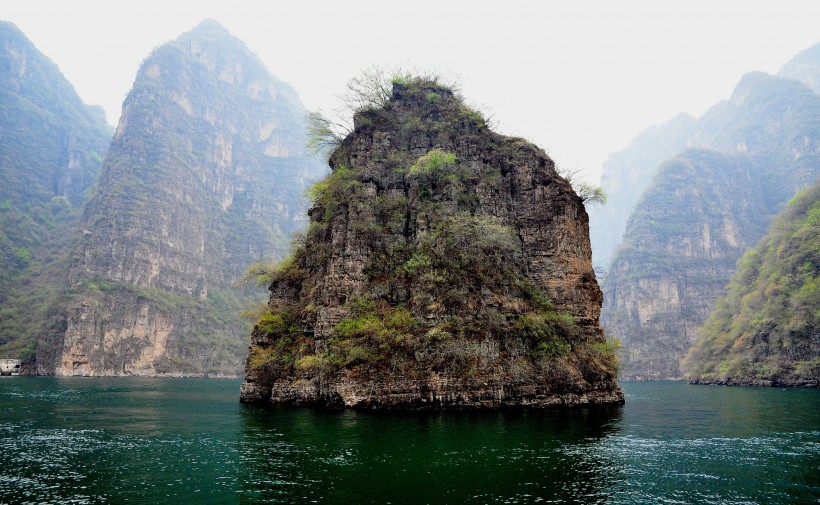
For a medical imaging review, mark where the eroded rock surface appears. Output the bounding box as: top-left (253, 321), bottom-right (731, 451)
top-left (241, 80), bottom-right (622, 408)
top-left (38, 21), bottom-right (325, 376)
top-left (0, 22), bottom-right (111, 365)
top-left (602, 71), bottom-right (820, 380)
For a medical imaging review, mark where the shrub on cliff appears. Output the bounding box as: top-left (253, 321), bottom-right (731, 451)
top-left (242, 74), bottom-right (621, 407)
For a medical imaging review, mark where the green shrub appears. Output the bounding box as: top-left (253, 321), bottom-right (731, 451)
top-left (409, 149), bottom-right (456, 175)
top-left (513, 312), bottom-right (573, 357)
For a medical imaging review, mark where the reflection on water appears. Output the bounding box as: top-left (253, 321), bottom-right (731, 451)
top-left (0, 378), bottom-right (818, 504)
top-left (237, 406), bottom-right (623, 504)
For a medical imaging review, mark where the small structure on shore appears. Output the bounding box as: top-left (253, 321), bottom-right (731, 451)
top-left (0, 359), bottom-right (22, 376)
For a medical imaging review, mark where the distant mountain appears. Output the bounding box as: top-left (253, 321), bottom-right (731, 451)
top-left (0, 21), bottom-right (112, 363)
top-left (589, 112), bottom-right (695, 270)
top-left (778, 42), bottom-right (820, 94)
top-left (603, 149), bottom-right (770, 379)
top-left (682, 182), bottom-right (819, 386)
top-left (37, 20), bottom-right (326, 376)
top-left (690, 71), bottom-right (819, 208)
top-left (601, 56), bottom-right (820, 379)
top-left (592, 42), bottom-right (820, 276)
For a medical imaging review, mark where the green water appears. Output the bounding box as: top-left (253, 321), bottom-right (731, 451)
top-left (0, 378), bottom-right (817, 504)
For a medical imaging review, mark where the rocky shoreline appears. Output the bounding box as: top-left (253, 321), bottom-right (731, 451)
top-left (689, 378), bottom-right (819, 388)
top-left (241, 376), bottom-right (623, 409)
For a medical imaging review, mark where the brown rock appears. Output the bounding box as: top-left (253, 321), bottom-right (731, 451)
top-left (241, 79), bottom-right (622, 408)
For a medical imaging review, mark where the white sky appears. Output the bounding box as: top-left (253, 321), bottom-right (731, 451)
top-left (4, 0), bottom-right (819, 184)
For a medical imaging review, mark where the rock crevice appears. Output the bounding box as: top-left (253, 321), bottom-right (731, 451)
top-left (241, 79), bottom-right (622, 408)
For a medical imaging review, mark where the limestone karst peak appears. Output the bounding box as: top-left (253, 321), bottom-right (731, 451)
top-left (39, 22), bottom-right (326, 377)
top-left (177, 19), bottom-right (247, 50)
top-left (241, 74), bottom-right (622, 408)
top-left (171, 18), bottom-right (260, 71)
top-left (345, 77), bottom-right (489, 148)
top-left (0, 21), bottom-right (111, 365)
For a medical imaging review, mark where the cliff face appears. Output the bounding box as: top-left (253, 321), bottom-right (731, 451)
top-left (38, 21), bottom-right (325, 376)
top-left (241, 80), bottom-right (622, 408)
top-left (588, 113), bottom-right (695, 271)
top-left (602, 150), bottom-right (770, 379)
top-left (602, 70), bottom-right (820, 380)
top-left (0, 21), bottom-right (112, 363)
top-left (682, 182), bottom-right (820, 386)
top-left (592, 43), bottom-right (820, 277)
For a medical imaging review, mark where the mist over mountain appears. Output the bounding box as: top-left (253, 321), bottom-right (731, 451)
top-left (1, 17), bottom-right (816, 389)
top-left (599, 45), bottom-right (820, 380)
top-left (588, 113), bottom-right (695, 270)
top-left (0, 21), bottom-right (112, 363)
top-left (778, 42), bottom-right (820, 94)
top-left (37, 20), bottom-right (326, 376)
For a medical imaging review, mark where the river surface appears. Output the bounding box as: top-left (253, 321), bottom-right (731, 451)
top-left (0, 378), bottom-right (817, 504)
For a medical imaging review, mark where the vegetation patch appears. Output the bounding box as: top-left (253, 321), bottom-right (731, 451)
top-left (682, 182), bottom-right (820, 384)
top-left (244, 73), bottom-right (618, 390)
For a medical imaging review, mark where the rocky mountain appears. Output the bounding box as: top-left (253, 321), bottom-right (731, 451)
top-left (592, 42), bottom-right (820, 276)
top-left (0, 21), bottom-right (112, 363)
top-left (588, 112), bottom-right (695, 270)
top-left (602, 69), bottom-right (820, 379)
top-left (241, 78), bottom-right (623, 408)
top-left (682, 182), bottom-right (819, 386)
top-left (603, 150), bottom-right (770, 379)
top-left (779, 42), bottom-right (820, 94)
top-left (37, 20), bottom-right (325, 376)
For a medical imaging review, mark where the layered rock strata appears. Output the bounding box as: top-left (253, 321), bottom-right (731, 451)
top-left (241, 80), bottom-right (623, 408)
top-left (38, 20), bottom-right (325, 376)
top-left (602, 70), bottom-right (820, 380)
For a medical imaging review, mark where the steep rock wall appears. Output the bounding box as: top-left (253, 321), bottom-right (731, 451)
top-left (682, 182), bottom-right (820, 386)
top-left (602, 150), bottom-right (770, 379)
top-left (589, 113), bottom-right (695, 271)
top-left (0, 22), bottom-right (112, 363)
top-left (602, 71), bottom-right (820, 379)
top-left (241, 80), bottom-right (622, 408)
top-left (38, 21), bottom-right (325, 376)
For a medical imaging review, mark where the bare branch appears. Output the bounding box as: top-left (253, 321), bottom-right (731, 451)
top-left (306, 111), bottom-right (346, 155)
top-left (556, 165), bottom-right (607, 206)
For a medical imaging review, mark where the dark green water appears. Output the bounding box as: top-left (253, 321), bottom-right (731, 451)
top-left (0, 378), bottom-right (817, 504)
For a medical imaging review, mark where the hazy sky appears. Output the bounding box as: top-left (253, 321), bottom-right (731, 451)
top-left (4, 0), bottom-right (819, 183)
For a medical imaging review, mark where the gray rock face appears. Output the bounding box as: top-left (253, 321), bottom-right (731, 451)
top-left (38, 21), bottom-right (325, 376)
top-left (589, 113), bottom-right (696, 271)
top-left (241, 80), bottom-right (623, 408)
top-left (602, 71), bottom-right (820, 380)
top-left (681, 181), bottom-right (820, 387)
top-left (602, 150), bottom-right (770, 379)
top-left (593, 42), bottom-right (820, 277)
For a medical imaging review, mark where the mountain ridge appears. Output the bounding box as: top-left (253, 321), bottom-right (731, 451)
top-left (0, 20), bottom-right (112, 364)
top-left (600, 47), bottom-right (820, 380)
top-left (682, 182), bottom-right (819, 386)
top-left (37, 20), bottom-right (326, 377)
